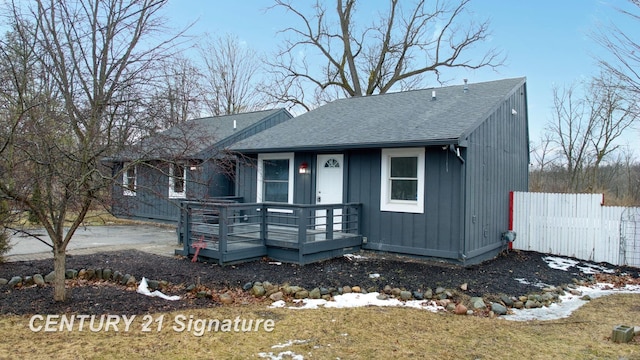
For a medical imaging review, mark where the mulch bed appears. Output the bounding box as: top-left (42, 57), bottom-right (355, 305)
top-left (1, 249), bottom-right (638, 315)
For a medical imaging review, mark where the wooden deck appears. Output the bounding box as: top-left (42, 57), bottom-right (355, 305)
top-left (178, 201), bottom-right (362, 265)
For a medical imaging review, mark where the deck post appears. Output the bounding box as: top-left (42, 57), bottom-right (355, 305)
top-left (182, 204), bottom-right (192, 256)
top-left (326, 206), bottom-right (334, 240)
top-left (260, 204), bottom-right (267, 244)
top-left (219, 205), bottom-right (228, 259)
top-left (297, 207), bottom-right (306, 263)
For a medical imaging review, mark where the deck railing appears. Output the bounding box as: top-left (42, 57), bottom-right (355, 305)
top-left (178, 200), bottom-right (362, 264)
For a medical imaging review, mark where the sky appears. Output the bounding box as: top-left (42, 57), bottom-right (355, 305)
top-left (160, 1), bottom-right (639, 156)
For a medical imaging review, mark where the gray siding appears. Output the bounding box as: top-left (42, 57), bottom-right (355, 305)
top-left (347, 148), bottom-right (463, 260)
top-left (462, 83), bottom-right (529, 263)
top-left (112, 160), bottom-right (235, 223)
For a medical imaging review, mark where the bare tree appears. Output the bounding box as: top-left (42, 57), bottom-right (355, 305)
top-left (144, 55), bottom-right (206, 132)
top-left (0, 0), bottom-right (184, 301)
top-left (199, 33), bottom-right (268, 115)
top-left (586, 73), bottom-right (638, 189)
top-left (265, 0), bottom-right (503, 111)
top-left (548, 82), bottom-right (594, 191)
top-left (592, 1), bottom-right (640, 97)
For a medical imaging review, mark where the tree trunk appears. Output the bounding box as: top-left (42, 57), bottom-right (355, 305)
top-left (53, 246), bottom-right (68, 302)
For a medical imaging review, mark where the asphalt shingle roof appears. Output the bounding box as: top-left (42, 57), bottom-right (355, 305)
top-left (113, 109), bottom-right (286, 161)
top-left (232, 77), bottom-right (526, 152)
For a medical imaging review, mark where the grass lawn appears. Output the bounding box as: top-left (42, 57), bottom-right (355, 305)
top-left (1, 293), bottom-right (639, 359)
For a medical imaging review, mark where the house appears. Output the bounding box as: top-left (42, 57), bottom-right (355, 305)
top-left (223, 77), bottom-right (529, 265)
top-left (108, 109), bottom-right (293, 223)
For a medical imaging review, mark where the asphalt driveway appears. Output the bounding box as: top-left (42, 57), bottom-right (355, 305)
top-left (5, 224), bottom-right (181, 262)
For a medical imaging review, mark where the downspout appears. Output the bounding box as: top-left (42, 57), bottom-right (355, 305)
top-left (456, 145), bottom-right (467, 264)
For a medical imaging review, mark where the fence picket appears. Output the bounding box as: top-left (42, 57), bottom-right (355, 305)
top-left (511, 192), bottom-right (638, 266)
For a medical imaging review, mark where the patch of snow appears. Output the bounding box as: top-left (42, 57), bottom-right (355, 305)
top-left (269, 261), bottom-right (282, 266)
top-left (257, 351), bottom-right (304, 360)
top-left (343, 253), bottom-right (366, 261)
top-left (258, 339), bottom-right (309, 360)
top-left (503, 283), bottom-right (640, 321)
top-left (542, 256), bottom-right (579, 271)
top-left (137, 277), bottom-right (180, 301)
top-left (271, 339), bottom-right (310, 349)
top-left (368, 273), bottom-right (380, 278)
top-left (542, 255), bottom-right (616, 274)
top-left (576, 263), bottom-right (615, 274)
top-left (514, 278), bottom-right (549, 288)
top-left (270, 292), bottom-right (444, 312)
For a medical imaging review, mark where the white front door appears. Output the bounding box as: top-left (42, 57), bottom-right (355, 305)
top-left (316, 154), bottom-right (344, 230)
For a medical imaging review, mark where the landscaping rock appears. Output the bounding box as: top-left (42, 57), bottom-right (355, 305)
top-left (78, 269), bottom-right (87, 279)
top-left (33, 274), bottom-right (45, 286)
top-left (146, 279), bottom-right (160, 291)
top-left (85, 269), bottom-right (96, 280)
top-left (342, 285), bottom-right (352, 294)
top-left (8, 276), bottom-right (22, 287)
top-left (242, 282), bottom-right (253, 291)
top-left (424, 288), bottom-right (433, 299)
top-left (0, 278), bottom-right (7, 285)
top-left (102, 268), bottom-right (112, 280)
top-left (400, 290), bottom-right (412, 300)
top-left (470, 297), bottom-right (486, 310)
top-left (376, 294), bottom-right (389, 300)
top-left (125, 275), bottom-right (136, 287)
top-left (309, 288), bottom-right (321, 299)
top-left (435, 286), bottom-right (446, 295)
top-left (252, 284), bottom-right (266, 297)
top-left (294, 290), bottom-right (309, 299)
top-left (120, 274), bottom-right (131, 285)
top-left (23, 276), bottom-right (34, 286)
top-left (491, 302), bottom-right (508, 315)
top-left (351, 286), bottom-right (361, 293)
top-left (95, 268), bottom-right (103, 280)
top-left (454, 303), bottom-right (468, 315)
top-left (44, 271), bottom-right (56, 283)
top-left (500, 295), bottom-right (514, 307)
top-left (525, 299), bottom-right (541, 309)
top-left (446, 303), bottom-right (456, 312)
top-left (460, 283), bottom-right (468, 291)
top-left (65, 269), bottom-right (78, 279)
top-left (513, 301), bottom-right (524, 309)
top-left (219, 292), bottom-right (234, 304)
top-left (269, 291), bottom-right (284, 302)
top-left (390, 287), bottom-right (402, 297)
top-left (412, 291), bottom-right (424, 300)
top-left (186, 284), bottom-right (196, 291)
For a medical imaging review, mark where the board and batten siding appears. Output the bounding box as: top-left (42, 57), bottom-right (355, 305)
top-left (348, 148), bottom-right (463, 260)
top-left (462, 82), bottom-right (529, 263)
top-left (113, 160), bottom-right (234, 223)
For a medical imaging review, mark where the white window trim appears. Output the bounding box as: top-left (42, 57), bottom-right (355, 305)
top-left (257, 153), bottom-right (294, 207)
top-left (123, 163), bottom-right (137, 197)
top-left (168, 162), bottom-right (186, 199)
top-left (380, 147), bottom-right (425, 213)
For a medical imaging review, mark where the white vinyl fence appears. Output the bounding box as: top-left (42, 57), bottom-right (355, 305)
top-left (511, 192), bottom-right (639, 266)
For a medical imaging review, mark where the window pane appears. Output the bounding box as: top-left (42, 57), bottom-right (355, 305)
top-left (391, 180), bottom-right (418, 200)
top-left (264, 182), bottom-right (288, 202)
top-left (391, 157), bottom-right (417, 178)
top-left (126, 168), bottom-right (135, 189)
top-left (173, 164), bottom-right (185, 193)
top-left (264, 159), bottom-right (289, 180)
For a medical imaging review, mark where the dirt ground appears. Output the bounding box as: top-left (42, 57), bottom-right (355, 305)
top-left (1, 249), bottom-right (639, 315)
